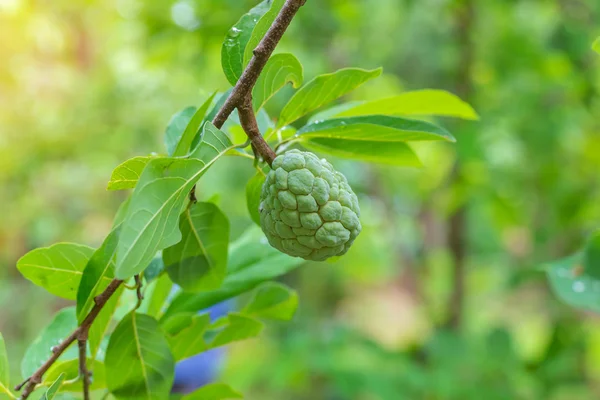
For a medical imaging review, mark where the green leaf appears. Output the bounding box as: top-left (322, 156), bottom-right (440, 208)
top-left (40, 373), bottom-right (65, 400)
top-left (164, 314), bottom-right (211, 360)
top-left (107, 156), bottom-right (155, 191)
top-left (146, 273), bottom-right (173, 318)
top-left (300, 138), bottom-right (422, 167)
top-left (246, 172), bottom-right (265, 226)
top-left (252, 53), bottom-right (303, 111)
top-left (165, 107), bottom-right (196, 156)
top-left (243, 282), bottom-right (298, 320)
top-left (113, 196), bottom-right (131, 228)
top-left (297, 115), bottom-right (455, 142)
top-left (593, 37), bottom-right (600, 54)
top-left (243, 0), bottom-right (285, 66)
top-left (182, 383), bottom-right (243, 400)
top-left (221, 0), bottom-right (272, 85)
top-left (172, 93), bottom-right (218, 157)
top-left (335, 89), bottom-right (479, 120)
top-left (115, 122), bottom-right (234, 279)
top-left (0, 333), bottom-right (11, 399)
top-left (278, 67), bottom-right (382, 127)
top-left (17, 243), bottom-right (95, 300)
top-left (545, 253), bottom-right (600, 313)
top-left (105, 312), bottom-right (174, 400)
top-left (586, 231), bottom-right (600, 279)
top-left (22, 308), bottom-right (78, 378)
top-left (44, 359), bottom-right (106, 392)
top-left (163, 202), bottom-right (230, 292)
top-left (162, 226), bottom-right (304, 319)
top-left (207, 313), bottom-right (263, 349)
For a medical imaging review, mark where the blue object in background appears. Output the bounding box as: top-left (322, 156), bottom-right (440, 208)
top-left (171, 301), bottom-right (232, 394)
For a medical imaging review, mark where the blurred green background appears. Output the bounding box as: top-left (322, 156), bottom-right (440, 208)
top-left (2, 0), bottom-right (600, 398)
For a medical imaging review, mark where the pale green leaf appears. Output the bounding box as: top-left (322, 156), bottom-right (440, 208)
top-left (40, 373), bottom-right (65, 400)
top-left (207, 313), bottom-right (263, 349)
top-left (107, 156), bottom-right (155, 191)
top-left (243, 282), bottom-right (298, 320)
top-left (162, 226), bottom-right (304, 319)
top-left (182, 383), bottom-right (243, 400)
top-left (307, 101), bottom-right (363, 124)
top-left (146, 272), bottom-right (173, 318)
top-left (243, 0), bottom-right (285, 66)
top-left (115, 122), bottom-right (234, 279)
top-left (163, 202), bottom-right (230, 292)
top-left (300, 138), bottom-right (422, 167)
top-left (22, 308), bottom-right (78, 378)
top-left (546, 253), bottom-right (600, 313)
top-left (105, 312), bottom-right (174, 400)
top-left (17, 243), bottom-right (95, 300)
top-left (246, 173), bottom-right (265, 226)
top-left (0, 333), bottom-right (11, 399)
top-left (278, 67), bottom-right (382, 127)
top-left (335, 89), bottom-right (479, 120)
top-left (297, 115), bottom-right (455, 142)
top-left (172, 92), bottom-right (218, 157)
top-left (44, 359), bottom-right (105, 392)
top-left (164, 314), bottom-right (211, 360)
top-left (221, 0), bottom-right (271, 85)
top-left (252, 53), bottom-right (303, 111)
top-left (165, 107), bottom-right (196, 156)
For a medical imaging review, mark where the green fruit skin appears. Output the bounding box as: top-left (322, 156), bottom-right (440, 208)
top-left (259, 149), bottom-right (361, 261)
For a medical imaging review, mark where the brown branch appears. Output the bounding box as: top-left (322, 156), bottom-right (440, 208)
top-left (238, 94), bottom-right (276, 166)
top-left (16, 279), bottom-right (123, 399)
top-left (211, 0), bottom-right (306, 161)
top-left (78, 338), bottom-right (90, 400)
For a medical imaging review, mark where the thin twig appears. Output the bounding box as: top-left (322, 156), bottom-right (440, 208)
top-left (78, 338), bottom-right (90, 400)
top-left (238, 94), bottom-right (276, 166)
top-left (16, 279), bottom-right (123, 399)
top-left (134, 274), bottom-right (144, 310)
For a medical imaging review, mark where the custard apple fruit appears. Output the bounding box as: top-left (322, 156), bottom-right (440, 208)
top-left (259, 149), bottom-right (361, 261)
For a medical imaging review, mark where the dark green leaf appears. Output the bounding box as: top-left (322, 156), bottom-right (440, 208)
top-left (162, 226), bottom-right (304, 319)
top-left (278, 68), bottom-right (382, 127)
top-left (207, 313), bottom-right (263, 349)
top-left (299, 138), bottom-right (422, 166)
top-left (107, 156), bottom-right (155, 191)
top-left (221, 0), bottom-right (271, 85)
top-left (22, 308), bottom-right (78, 378)
top-left (546, 253), bottom-right (600, 313)
top-left (17, 243), bottom-right (95, 300)
top-left (165, 107), bottom-right (196, 156)
top-left (40, 373), bottom-right (65, 400)
top-left (243, 282), bottom-right (298, 320)
top-left (246, 172), bottom-right (265, 226)
top-left (252, 53), bottom-right (303, 111)
top-left (163, 202), bottom-right (230, 292)
top-left (164, 314), bottom-right (211, 360)
top-left (115, 122), bottom-right (234, 279)
top-left (105, 313), bottom-right (174, 400)
top-left (585, 231), bottom-right (600, 279)
top-left (44, 359), bottom-right (105, 392)
top-left (243, 0), bottom-right (285, 66)
top-left (172, 92), bottom-right (218, 157)
top-left (335, 89), bottom-right (479, 120)
top-left (0, 333), bottom-right (10, 398)
top-left (182, 383), bottom-right (243, 400)
top-left (297, 115), bottom-right (455, 142)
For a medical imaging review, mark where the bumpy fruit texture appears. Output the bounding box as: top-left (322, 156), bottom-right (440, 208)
top-left (259, 149), bottom-right (361, 261)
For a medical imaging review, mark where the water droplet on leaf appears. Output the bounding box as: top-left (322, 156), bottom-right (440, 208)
top-left (573, 280), bottom-right (585, 293)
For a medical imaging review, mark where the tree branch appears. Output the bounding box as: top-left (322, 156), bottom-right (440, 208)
top-left (16, 279), bottom-right (123, 399)
top-left (77, 338), bottom-right (90, 400)
top-left (238, 94), bottom-right (276, 165)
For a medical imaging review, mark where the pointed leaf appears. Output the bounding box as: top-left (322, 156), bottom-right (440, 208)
top-left (336, 89), bottom-right (479, 120)
top-left (182, 383), bottom-right (243, 400)
top-left (221, 0), bottom-right (272, 85)
top-left (297, 115), bottom-right (455, 142)
top-left (165, 107), bottom-right (196, 156)
top-left (300, 138), bottom-right (422, 166)
top-left (107, 156), bottom-right (155, 191)
top-left (278, 68), bottom-right (382, 127)
top-left (105, 313), bottom-right (174, 400)
top-left (207, 313), bottom-right (263, 349)
top-left (22, 308), bottom-right (78, 378)
top-left (163, 202), bottom-right (230, 292)
top-left (246, 173), bottom-right (265, 226)
top-left (162, 226), bottom-right (304, 319)
top-left (115, 122), bottom-right (234, 279)
top-left (243, 282), bottom-right (298, 320)
top-left (546, 253), bottom-right (600, 312)
top-left (243, 0), bottom-right (285, 66)
top-left (164, 314), bottom-right (211, 360)
top-left (40, 373), bottom-right (65, 400)
top-left (252, 53), bottom-right (303, 111)
top-left (0, 333), bottom-right (10, 398)
top-left (172, 93), bottom-right (218, 157)
top-left (17, 243), bottom-right (95, 300)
